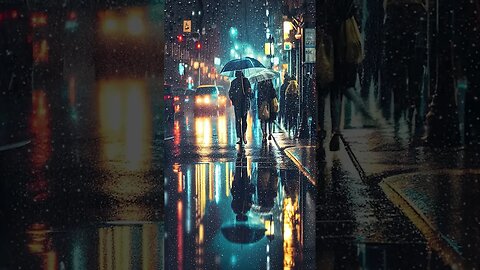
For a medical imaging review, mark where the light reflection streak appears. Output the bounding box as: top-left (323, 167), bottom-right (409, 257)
top-left (98, 79), bottom-right (152, 171)
top-left (29, 90), bottom-right (52, 202)
top-left (217, 115), bottom-right (227, 144)
top-left (26, 223), bottom-right (58, 269)
top-left (98, 225), bottom-right (161, 269)
top-left (177, 201), bottom-right (184, 270)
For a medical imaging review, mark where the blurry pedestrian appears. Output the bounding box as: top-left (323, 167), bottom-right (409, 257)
top-left (279, 74), bottom-right (290, 127)
top-left (285, 77), bottom-right (299, 136)
top-left (231, 164), bottom-right (254, 222)
top-left (258, 79), bottom-right (277, 142)
top-left (321, 0), bottom-right (374, 151)
top-left (360, 0), bottom-right (384, 99)
top-left (229, 70), bottom-right (252, 145)
top-left (382, 0), bottom-right (426, 127)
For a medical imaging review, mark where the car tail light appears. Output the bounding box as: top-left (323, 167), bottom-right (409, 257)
top-left (174, 96), bottom-right (180, 101)
top-left (11, 10), bottom-right (18, 19)
top-left (164, 95), bottom-right (171, 101)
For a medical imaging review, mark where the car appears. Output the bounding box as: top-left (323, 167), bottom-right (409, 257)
top-left (194, 85), bottom-right (220, 114)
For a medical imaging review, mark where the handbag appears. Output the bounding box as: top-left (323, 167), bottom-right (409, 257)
top-left (260, 101), bottom-right (270, 120)
top-left (338, 16), bottom-right (363, 64)
top-left (271, 97), bottom-right (279, 113)
top-left (318, 33), bottom-right (334, 86)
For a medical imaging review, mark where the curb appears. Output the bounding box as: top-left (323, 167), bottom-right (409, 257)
top-left (271, 122), bottom-right (316, 185)
top-left (284, 146), bottom-right (316, 186)
top-left (380, 179), bottom-right (467, 269)
top-left (340, 132), bottom-right (470, 269)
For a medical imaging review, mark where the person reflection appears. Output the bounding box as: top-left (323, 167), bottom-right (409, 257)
top-left (256, 166), bottom-right (279, 214)
top-left (231, 158), bottom-right (255, 221)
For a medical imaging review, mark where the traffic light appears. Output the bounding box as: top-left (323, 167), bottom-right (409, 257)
top-left (195, 41), bottom-right (201, 50)
top-left (177, 34), bottom-right (184, 43)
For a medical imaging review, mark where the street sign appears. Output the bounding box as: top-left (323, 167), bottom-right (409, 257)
top-left (305, 28), bottom-right (315, 48)
top-left (305, 48), bottom-right (316, 63)
top-left (183, 20), bottom-right (192, 33)
top-left (284, 42), bottom-right (292, 51)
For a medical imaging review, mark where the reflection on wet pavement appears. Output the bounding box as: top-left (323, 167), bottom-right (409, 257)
top-left (165, 102), bottom-right (315, 269)
top-left (0, 3), bottom-right (164, 268)
top-left (165, 160), bottom-right (316, 270)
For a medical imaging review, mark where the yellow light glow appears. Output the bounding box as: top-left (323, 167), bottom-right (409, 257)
top-left (127, 13), bottom-right (145, 35)
top-left (283, 21), bottom-right (293, 40)
top-left (203, 96), bottom-right (210, 104)
top-left (102, 17), bottom-right (118, 34)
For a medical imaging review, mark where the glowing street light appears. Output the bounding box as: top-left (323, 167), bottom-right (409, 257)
top-left (229, 27), bottom-right (238, 38)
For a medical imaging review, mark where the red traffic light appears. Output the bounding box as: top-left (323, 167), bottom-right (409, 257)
top-left (195, 41), bottom-right (201, 50)
top-left (177, 34), bottom-right (184, 43)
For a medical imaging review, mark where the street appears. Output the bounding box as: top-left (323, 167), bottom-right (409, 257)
top-left (0, 4), bottom-right (164, 269)
top-left (164, 102), bottom-right (316, 270)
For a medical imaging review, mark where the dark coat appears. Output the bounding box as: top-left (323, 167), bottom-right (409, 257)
top-left (229, 76), bottom-right (252, 115)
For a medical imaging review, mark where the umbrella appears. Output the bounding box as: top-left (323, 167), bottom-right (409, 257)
top-left (221, 221), bottom-right (266, 244)
top-left (247, 69), bottom-right (279, 84)
top-left (220, 57), bottom-right (267, 78)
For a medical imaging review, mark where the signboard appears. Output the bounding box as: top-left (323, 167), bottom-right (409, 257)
top-left (304, 28), bottom-right (315, 48)
top-left (284, 42), bottom-right (292, 51)
top-left (183, 20), bottom-right (192, 33)
top-left (305, 48), bottom-right (316, 63)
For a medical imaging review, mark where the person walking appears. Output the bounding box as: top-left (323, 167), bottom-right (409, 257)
top-left (279, 74), bottom-right (290, 127)
top-left (320, 0), bottom-right (372, 151)
top-left (258, 79), bottom-right (277, 143)
top-left (229, 70), bottom-right (252, 145)
top-left (285, 77), bottom-right (300, 136)
top-left (382, 0), bottom-right (426, 127)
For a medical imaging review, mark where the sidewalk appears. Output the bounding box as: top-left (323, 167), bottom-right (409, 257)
top-left (341, 126), bottom-right (480, 269)
top-left (274, 120), bottom-right (480, 268)
top-left (271, 123), bottom-right (317, 185)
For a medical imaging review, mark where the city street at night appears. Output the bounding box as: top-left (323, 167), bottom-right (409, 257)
top-left (164, 100), bottom-right (316, 270)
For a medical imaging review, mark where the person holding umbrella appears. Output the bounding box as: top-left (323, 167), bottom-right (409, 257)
top-left (229, 70), bottom-right (253, 145)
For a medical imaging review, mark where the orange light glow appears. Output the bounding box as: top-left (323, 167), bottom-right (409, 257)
top-left (33, 40), bottom-right (49, 63)
top-left (31, 13), bottom-right (47, 27)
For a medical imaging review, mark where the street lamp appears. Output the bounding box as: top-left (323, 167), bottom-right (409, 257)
top-left (264, 35), bottom-right (275, 68)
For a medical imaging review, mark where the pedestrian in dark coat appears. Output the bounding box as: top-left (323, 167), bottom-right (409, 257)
top-left (258, 79), bottom-right (277, 142)
top-left (229, 70), bottom-right (252, 145)
top-left (285, 77), bottom-right (299, 136)
top-left (279, 74), bottom-right (290, 126)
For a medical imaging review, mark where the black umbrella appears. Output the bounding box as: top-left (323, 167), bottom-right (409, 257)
top-left (221, 221), bottom-right (266, 244)
top-left (220, 57), bottom-right (267, 78)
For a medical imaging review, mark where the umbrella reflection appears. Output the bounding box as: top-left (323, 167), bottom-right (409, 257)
top-left (221, 221), bottom-right (266, 244)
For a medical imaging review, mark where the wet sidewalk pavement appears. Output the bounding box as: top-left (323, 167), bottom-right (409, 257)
top-left (272, 123), bottom-right (468, 268)
top-left (341, 126), bottom-right (480, 268)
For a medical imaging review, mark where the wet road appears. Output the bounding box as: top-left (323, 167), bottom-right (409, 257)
top-left (164, 102), bottom-right (316, 269)
top-left (0, 4), bottom-right (164, 269)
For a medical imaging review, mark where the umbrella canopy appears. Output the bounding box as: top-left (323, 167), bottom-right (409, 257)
top-left (247, 69), bottom-right (279, 84)
top-left (220, 57), bottom-right (267, 78)
top-left (221, 221), bottom-right (266, 244)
